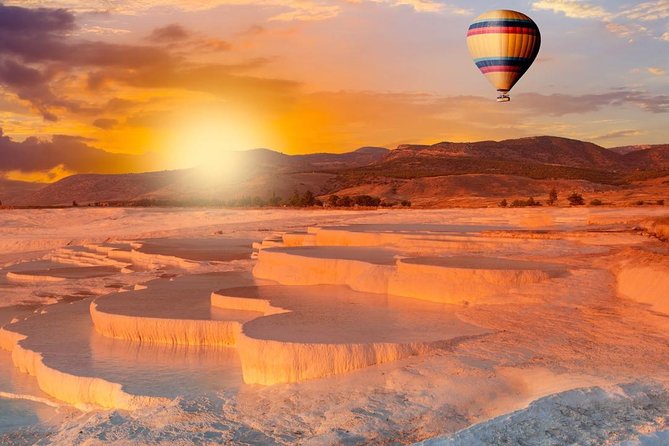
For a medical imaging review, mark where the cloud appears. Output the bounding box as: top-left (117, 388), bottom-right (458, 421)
top-left (0, 5), bottom-right (290, 121)
top-left (92, 118), bottom-right (119, 129)
top-left (3, 0), bottom-right (471, 22)
top-left (0, 5), bottom-right (169, 69)
top-left (0, 4), bottom-right (176, 118)
top-left (4, 164), bottom-right (76, 183)
top-left (592, 129), bottom-right (642, 141)
top-left (146, 24), bottom-right (232, 51)
top-left (532, 0), bottom-right (669, 41)
top-left (0, 4), bottom-right (75, 33)
top-left (0, 128), bottom-right (154, 176)
top-left (605, 22), bottom-right (649, 41)
top-left (78, 25), bottom-right (131, 35)
top-left (268, 4), bottom-right (342, 22)
top-left (514, 91), bottom-right (669, 116)
top-left (513, 92), bottom-right (632, 116)
top-left (147, 24), bottom-right (191, 42)
top-left (532, 0), bottom-right (609, 19)
top-left (648, 67), bottom-right (666, 76)
top-left (634, 93), bottom-right (669, 113)
top-left (622, 1), bottom-right (669, 21)
top-left (0, 59), bottom-right (62, 121)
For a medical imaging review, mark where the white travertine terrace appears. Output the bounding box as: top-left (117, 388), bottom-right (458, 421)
top-left (253, 246), bottom-right (398, 294)
top-left (0, 300), bottom-right (169, 410)
top-left (616, 250), bottom-right (669, 315)
top-left (6, 272), bottom-right (67, 283)
top-left (49, 247), bottom-right (130, 269)
top-left (389, 256), bottom-right (560, 304)
top-left (254, 246), bottom-right (563, 304)
top-left (6, 265), bottom-right (120, 285)
top-left (212, 285), bottom-right (488, 385)
top-left (91, 272), bottom-right (264, 346)
top-left (90, 303), bottom-right (242, 347)
top-left (237, 336), bottom-right (435, 385)
top-left (3, 215), bottom-right (666, 418)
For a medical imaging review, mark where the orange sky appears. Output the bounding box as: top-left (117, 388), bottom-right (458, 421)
top-left (0, 1), bottom-right (668, 181)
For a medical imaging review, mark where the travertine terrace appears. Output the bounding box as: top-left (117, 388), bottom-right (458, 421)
top-left (1, 207), bottom-right (668, 444)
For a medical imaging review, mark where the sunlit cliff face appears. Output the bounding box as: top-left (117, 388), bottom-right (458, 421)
top-left (0, 0), bottom-right (668, 182)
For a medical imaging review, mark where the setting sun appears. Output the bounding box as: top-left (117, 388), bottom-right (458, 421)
top-left (164, 108), bottom-right (265, 172)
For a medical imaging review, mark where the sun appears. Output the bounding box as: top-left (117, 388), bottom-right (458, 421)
top-left (164, 107), bottom-right (265, 176)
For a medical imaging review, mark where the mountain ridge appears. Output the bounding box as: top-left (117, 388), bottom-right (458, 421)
top-left (3, 136), bottom-right (669, 207)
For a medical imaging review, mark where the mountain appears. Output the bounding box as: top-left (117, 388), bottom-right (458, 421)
top-left (292, 147), bottom-right (390, 170)
top-left (620, 145), bottom-right (669, 170)
top-left (8, 137), bottom-right (669, 207)
top-left (0, 178), bottom-right (48, 205)
top-left (610, 145), bottom-right (654, 155)
top-left (387, 137), bottom-right (623, 169)
top-left (22, 170), bottom-right (183, 206)
top-left (341, 137), bottom-right (669, 185)
top-left (13, 147), bottom-right (387, 206)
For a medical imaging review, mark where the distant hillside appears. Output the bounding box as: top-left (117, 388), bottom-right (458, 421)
top-left (13, 147), bottom-right (387, 206)
top-left (610, 144), bottom-right (669, 155)
top-left (0, 178), bottom-right (48, 205)
top-left (339, 137), bottom-right (669, 186)
top-left (622, 145), bottom-right (669, 169)
top-left (8, 137), bottom-right (669, 207)
top-left (23, 170), bottom-right (183, 206)
top-left (386, 137), bottom-right (622, 170)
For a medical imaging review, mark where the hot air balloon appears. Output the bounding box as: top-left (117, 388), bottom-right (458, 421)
top-left (466, 10), bottom-right (541, 102)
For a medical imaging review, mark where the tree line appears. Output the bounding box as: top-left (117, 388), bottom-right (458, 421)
top-left (79, 191), bottom-right (411, 209)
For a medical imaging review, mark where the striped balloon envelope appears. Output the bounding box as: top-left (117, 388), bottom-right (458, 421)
top-left (466, 10), bottom-right (541, 102)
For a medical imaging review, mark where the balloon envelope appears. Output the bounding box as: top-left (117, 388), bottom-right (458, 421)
top-left (466, 10), bottom-right (541, 101)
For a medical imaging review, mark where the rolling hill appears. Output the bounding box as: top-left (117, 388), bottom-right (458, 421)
top-left (4, 137), bottom-right (669, 207)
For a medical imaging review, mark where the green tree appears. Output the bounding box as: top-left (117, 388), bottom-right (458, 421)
top-left (337, 195), bottom-right (353, 207)
top-left (354, 195), bottom-right (381, 207)
top-left (567, 192), bottom-right (585, 206)
top-left (268, 193), bottom-right (282, 207)
top-left (302, 190), bottom-right (316, 207)
top-left (547, 188), bottom-right (558, 206)
top-left (288, 190), bottom-right (301, 207)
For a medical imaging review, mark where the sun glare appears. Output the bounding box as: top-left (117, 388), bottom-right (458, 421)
top-left (165, 109), bottom-right (264, 179)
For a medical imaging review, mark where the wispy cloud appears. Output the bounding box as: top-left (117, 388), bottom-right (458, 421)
top-left (368, 0), bottom-right (471, 14)
top-left (532, 0), bottom-right (609, 19)
top-left (4, 0), bottom-right (468, 21)
top-left (592, 129), bottom-right (642, 141)
top-left (532, 0), bottom-right (669, 42)
top-left (0, 129), bottom-right (155, 176)
top-left (622, 1), bottom-right (669, 21)
top-left (514, 91), bottom-right (669, 115)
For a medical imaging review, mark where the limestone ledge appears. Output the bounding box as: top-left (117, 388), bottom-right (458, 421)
top-left (237, 335), bottom-right (438, 385)
top-left (253, 248), bottom-right (559, 304)
top-left (0, 325), bottom-right (168, 410)
top-left (253, 248), bottom-right (395, 295)
top-left (90, 301), bottom-right (241, 347)
top-left (210, 290), bottom-right (446, 385)
top-left (5, 271), bottom-right (67, 283)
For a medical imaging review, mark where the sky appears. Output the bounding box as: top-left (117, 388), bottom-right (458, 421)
top-left (0, 0), bottom-right (668, 181)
